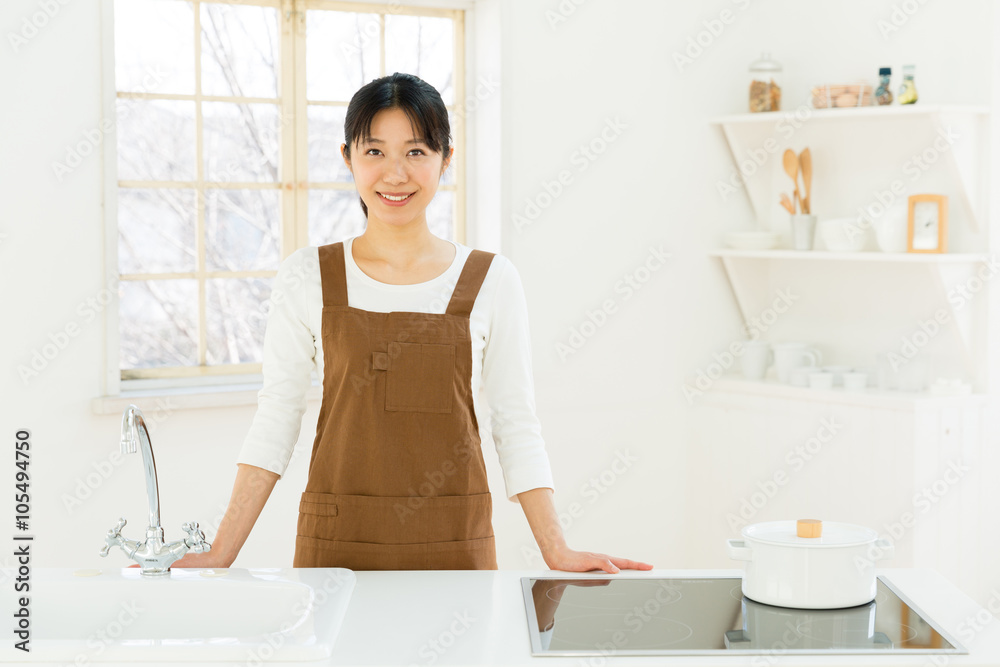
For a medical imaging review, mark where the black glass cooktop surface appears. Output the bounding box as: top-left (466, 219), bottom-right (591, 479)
top-left (520, 576), bottom-right (966, 657)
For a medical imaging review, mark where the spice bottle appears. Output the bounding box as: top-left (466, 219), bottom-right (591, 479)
top-left (748, 52), bottom-right (782, 112)
top-left (875, 67), bottom-right (893, 105)
top-left (898, 65), bottom-right (918, 105)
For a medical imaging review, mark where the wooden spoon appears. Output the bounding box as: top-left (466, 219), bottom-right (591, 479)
top-left (782, 149), bottom-right (801, 214)
top-left (780, 193), bottom-right (795, 215)
top-left (799, 148), bottom-right (812, 214)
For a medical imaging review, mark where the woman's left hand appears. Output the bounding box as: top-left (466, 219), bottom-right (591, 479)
top-left (542, 544), bottom-right (653, 573)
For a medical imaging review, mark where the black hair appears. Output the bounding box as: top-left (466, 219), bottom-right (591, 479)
top-left (343, 72), bottom-right (451, 218)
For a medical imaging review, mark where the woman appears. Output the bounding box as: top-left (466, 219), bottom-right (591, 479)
top-left (176, 73), bottom-right (652, 573)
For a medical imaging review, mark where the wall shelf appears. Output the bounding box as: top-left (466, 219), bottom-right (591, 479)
top-left (708, 104), bottom-right (992, 395)
top-left (704, 375), bottom-right (988, 410)
top-left (709, 249), bottom-right (992, 263)
top-left (709, 104), bottom-right (990, 234)
top-left (708, 104), bottom-right (990, 127)
top-left (710, 250), bottom-right (991, 389)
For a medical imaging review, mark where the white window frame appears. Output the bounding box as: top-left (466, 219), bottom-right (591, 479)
top-left (95, 0), bottom-right (496, 413)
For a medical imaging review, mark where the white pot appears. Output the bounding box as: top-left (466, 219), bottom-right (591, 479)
top-left (726, 520), bottom-right (894, 609)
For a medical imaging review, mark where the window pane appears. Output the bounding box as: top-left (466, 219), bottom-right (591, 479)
top-left (426, 190), bottom-right (453, 241)
top-left (201, 3), bottom-right (279, 99)
top-left (206, 278), bottom-right (271, 365)
top-left (119, 188), bottom-right (196, 274)
top-left (306, 10), bottom-right (380, 101)
top-left (117, 99), bottom-right (196, 181)
top-left (115, 0), bottom-right (194, 95)
top-left (309, 189), bottom-right (367, 246)
top-left (384, 15), bottom-right (454, 105)
top-left (204, 189), bottom-right (280, 271)
top-left (120, 279), bottom-right (198, 369)
top-left (308, 105), bottom-right (350, 182)
top-left (202, 102), bottom-right (280, 182)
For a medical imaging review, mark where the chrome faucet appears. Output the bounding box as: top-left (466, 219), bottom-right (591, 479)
top-left (99, 404), bottom-right (211, 575)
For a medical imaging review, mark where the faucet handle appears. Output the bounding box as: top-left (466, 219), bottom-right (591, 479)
top-left (181, 521), bottom-right (212, 554)
top-left (99, 517), bottom-right (128, 557)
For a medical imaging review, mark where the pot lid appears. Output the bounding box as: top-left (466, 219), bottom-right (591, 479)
top-left (742, 520), bottom-right (878, 547)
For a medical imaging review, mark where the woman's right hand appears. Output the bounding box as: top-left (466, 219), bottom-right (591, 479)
top-left (124, 548), bottom-right (232, 570)
top-left (169, 550), bottom-right (233, 568)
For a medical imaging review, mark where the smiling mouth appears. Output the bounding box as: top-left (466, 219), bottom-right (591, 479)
top-left (377, 192), bottom-right (414, 202)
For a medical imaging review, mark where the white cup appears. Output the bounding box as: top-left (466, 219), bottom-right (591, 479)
top-left (772, 343), bottom-right (824, 384)
top-left (842, 372), bottom-right (868, 391)
top-left (809, 371), bottom-right (833, 390)
top-left (822, 365), bottom-right (852, 386)
top-left (741, 341), bottom-right (773, 380)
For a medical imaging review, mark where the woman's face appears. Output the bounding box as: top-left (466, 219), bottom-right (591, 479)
top-left (342, 107), bottom-right (451, 229)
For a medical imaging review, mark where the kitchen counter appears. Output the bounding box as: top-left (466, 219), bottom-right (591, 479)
top-left (6, 568), bottom-right (999, 666)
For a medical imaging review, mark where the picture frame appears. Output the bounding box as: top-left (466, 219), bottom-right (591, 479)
top-left (907, 194), bottom-right (948, 253)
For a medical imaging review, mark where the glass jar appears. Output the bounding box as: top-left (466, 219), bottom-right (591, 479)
top-left (748, 52), bottom-right (782, 113)
top-left (898, 65), bottom-right (918, 105)
top-left (875, 67), bottom-right (893, 105)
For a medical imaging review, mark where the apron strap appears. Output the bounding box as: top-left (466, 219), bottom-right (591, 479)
top-left (318, 242), bottom-right (348, 307)
top-left (319, 241), bottom-right (495, 315)
top-left (446, 249), bottom-right (495, 318)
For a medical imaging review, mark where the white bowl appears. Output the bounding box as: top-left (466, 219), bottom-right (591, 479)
top-left (817, 218), bottom-right (868, 252)
top-left (821, 365), bottom-right (852, 386)
top-left (724, 231), bottom-right (780, 250)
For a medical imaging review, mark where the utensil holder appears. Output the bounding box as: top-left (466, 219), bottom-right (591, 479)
top-left (791, 214), bottom-right (817, 251)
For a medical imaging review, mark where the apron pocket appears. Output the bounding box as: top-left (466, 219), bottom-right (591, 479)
top-left (293, 534), bottom-right (497, 570)
top-left (384, 341), bottom-right (455, 413)
top-left (297, 491), bottom-right (493, 545)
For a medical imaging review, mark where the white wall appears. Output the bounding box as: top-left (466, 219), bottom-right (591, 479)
top-left (0, 0), bottom-right (995, 605)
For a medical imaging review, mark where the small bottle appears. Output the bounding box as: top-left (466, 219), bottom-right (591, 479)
top-left (875, 67), bottom-right (893, 105)
top-left (898, 65), bottom-right (918, 105)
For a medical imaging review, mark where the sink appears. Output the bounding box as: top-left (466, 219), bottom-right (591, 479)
top-left (1, 567), bottom-right (355, 663)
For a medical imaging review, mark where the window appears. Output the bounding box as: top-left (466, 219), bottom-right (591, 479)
top-left (111, 0), bottom-right (466, 383)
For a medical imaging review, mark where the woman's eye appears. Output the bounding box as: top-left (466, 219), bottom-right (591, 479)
top-left (365, 148), bottom-right (381, 156)
top-left (409, 149), bottom-right (425, 156)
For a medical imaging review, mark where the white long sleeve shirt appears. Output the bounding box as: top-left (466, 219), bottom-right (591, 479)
top-left (235, 235), bottom-right (555, 504)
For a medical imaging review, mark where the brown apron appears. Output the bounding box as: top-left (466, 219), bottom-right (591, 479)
top-left (292, 241), bottom-right (499, 570)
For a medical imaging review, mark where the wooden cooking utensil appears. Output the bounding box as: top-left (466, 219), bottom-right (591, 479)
top-left (782, 149), bottom-right (801, 214)
top-left (780, 193), bottom-right (795, 215)
top-left (799, 148), bottom-right (812, 214)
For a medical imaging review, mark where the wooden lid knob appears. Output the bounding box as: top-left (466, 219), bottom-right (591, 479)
top-left (797, 519), bottom-right (823, 538)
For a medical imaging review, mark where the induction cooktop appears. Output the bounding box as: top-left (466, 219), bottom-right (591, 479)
top-left (520, 576), bottom-right (967, 657)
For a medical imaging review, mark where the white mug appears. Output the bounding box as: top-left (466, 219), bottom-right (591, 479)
top-left (741, 341), bottom-right (772, 380)
top-left (772, 343), bottom-right (823, 384)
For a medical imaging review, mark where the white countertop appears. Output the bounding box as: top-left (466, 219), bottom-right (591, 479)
top-left (328, 567), bottom-right (999, 667)
top-left (8, 568), bottom-right (999, 666)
